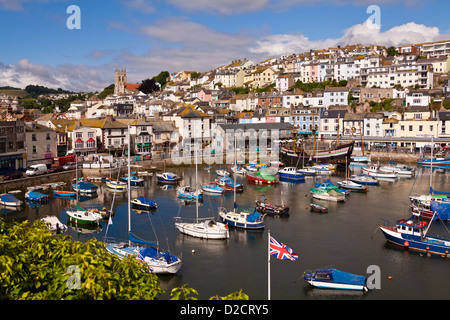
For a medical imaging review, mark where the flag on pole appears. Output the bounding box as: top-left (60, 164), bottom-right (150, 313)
top-left (269, 236), bottom-right (298, 261)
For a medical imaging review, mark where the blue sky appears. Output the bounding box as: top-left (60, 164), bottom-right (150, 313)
top-left (0, 0), bottom-right (449, 92)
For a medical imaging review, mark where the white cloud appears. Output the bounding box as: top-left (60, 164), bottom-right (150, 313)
top-left (0, 59), bottom-right (111, 92)
top-left (251, 20), bottom-right (446, 56)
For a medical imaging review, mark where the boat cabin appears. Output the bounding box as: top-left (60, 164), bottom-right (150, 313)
top-left (395, 218), bottom-right (426, 236)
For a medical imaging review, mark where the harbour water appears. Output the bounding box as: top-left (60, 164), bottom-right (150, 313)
top-left (4, 164), bottom-right (450, 300)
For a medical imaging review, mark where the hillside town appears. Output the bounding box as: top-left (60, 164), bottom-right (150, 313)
top-left (1, 40), bottom-right (450, 174)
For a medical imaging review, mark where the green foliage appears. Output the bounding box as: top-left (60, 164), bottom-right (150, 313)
top-left (387, 46), bottom-right (398, 56)
top-left (0, 218), bottom-right (163, 300)
top-left (0, 218), bottom-right (249, 300)
top-left (98, 84), bottom-right (114, 99)
top-left (443, 100), bottom-right (450, 110)
top-left (153, 71), bottom-right (170, 89)
top-left (230, 86), bottom-right (250, 95)
top-left (289, 79), bottom-right (347, 92)
top-left (25, 85), bottom-right (72, 96)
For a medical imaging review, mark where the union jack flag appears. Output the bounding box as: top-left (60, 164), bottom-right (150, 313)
top-left (269, 236), bottom-right (298, 261)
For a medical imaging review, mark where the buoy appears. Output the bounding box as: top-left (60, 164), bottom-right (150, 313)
top-left (388, 276), bottom-right (392, 280)
top-left (404, 241), bottom-right (409, 248)
top-left (191, 249), bottom-right (195, 254)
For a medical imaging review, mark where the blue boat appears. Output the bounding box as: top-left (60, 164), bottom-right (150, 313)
top-left (417, 157), bottom-right (450, 166)
top-left (72, 180), bottom-right (98, 194)
top-left (25, 191), bottom-right (49, 203)
top-left (177, 186), bottom-right (203, 201)
top-left (156, 172), bottom-right (179, 184)
top-left (201, 184), bottom-right (225, 194)
top-left (379, 202), bottom-right (450, 256)
top-left (121, 172), bottom-right (144, 185)
top-left (218, 207), bottom-right (265, 229)
top-left (278, 167), bottom-right (305, 182)
top-left (0, 193), bottom-right (23, 207)
top-left (303, 267), bottom-right (368, 291)
top-left (131, 197), bottom-right (157, 210)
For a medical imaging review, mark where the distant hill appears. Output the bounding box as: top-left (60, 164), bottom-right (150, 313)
top-left (24, 85), bottom-right (73, 96)
top-left (0, 87), bottom-right (28, 97)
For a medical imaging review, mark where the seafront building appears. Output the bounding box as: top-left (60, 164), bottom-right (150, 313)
top-left (1, 40), bottom-right (450, 172)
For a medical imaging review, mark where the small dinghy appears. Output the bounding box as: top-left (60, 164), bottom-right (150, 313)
top-left (310, 203), bottom-right (328, 213)
top-left (303, 267), bottom-right (368, 291)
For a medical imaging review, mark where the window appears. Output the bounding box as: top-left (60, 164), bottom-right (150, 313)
top-left (32, 134), bottom-right (36, 141)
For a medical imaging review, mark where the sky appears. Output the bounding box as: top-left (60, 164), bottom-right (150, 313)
top-left (0, 0), bottom-right (449, 93)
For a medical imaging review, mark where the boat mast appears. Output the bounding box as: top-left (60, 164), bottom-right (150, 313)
top-left (128, 125), bottom-right (131, 246)
top-left (233, 135), bottom-right (237, 212)
top-left (195, 138), bottom-right (198, 223)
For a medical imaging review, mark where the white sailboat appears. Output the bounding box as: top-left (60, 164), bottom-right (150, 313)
top-left (105, 126), bottom-right (182, 274)
top-left (175, 142), bottom-right (229, 239)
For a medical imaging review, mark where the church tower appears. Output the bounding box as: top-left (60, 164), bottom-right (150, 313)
top-left (114, 68), bottom-right (127, 95)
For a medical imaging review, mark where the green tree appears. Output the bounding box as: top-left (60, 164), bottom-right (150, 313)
top-left (387, 46), bottom-right (398, 56)
top-left (98, 84), bottom-right (115, 99)
top-left (153, 71), bottom-right (170, 89)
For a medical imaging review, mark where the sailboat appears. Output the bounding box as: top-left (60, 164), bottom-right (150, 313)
top-left (337, 158), bottom-right (368, 193)
top-left (175, 145), bottom-right (229, 239)
top-left (105, 126), bottom-right (182, 274)
top-left (218, 136), bottom-right (266, 230)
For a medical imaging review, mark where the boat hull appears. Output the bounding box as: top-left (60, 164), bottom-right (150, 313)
top-left (379, 226), bottom-right (450, 255)
top-left (175, 221), bottom-right (229, 239)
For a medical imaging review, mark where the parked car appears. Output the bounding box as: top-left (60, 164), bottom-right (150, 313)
top-left (63, 162), bottom-right (76, 170)
top-left (48, 166), bottom-right (64, 173)
top-left (3, 171), bottom-right (23, 180)
top-left (25, 164), bottom-right (48, 176)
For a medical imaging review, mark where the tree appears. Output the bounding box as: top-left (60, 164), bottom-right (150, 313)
top-left (98, 84), bottom-right (114, 99)
top-left (0, 218), bottom-right (249, 300)
top-left (387, 46), bottom-right (398, 56)
top-left (138, 78), bottom-right (160, 94)
top-left (153, 71), bottom-right (170, 89)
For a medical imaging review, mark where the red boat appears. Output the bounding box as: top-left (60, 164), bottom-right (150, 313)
top-left (310, 203), bottom-right (328, 214)
top-left (247, 172), bottom-right (278, 184)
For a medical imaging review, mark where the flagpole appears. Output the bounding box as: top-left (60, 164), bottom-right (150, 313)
top-left (268, 229), bottom-right (271, 300)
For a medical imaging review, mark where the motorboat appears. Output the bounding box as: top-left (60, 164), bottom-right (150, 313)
top-left (156, 172), bottom-right (180, 184)
top-left (177, 186), bottom-right (203, 201)
top-left (278, 167), bottom-right (305, 182)
top-left (303, 267), bottom-right (368, 291)
top-left (201, 184), bottom-right (225, 194)
top-left (0, 193), bottom-right (23, 207)
top-left (218, 207), bottom-right (265, 229)
top-left (131, 197), bottom-right (158, 210)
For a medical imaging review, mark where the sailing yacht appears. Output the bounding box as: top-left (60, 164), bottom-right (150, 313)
top-left (105, 126), bottom-right (182, 274)
top-left (175, 145), bottom-right (229, 239)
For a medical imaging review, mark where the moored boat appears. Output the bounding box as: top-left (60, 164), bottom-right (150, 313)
top-left (73, 180), bottom-right (98, 194)
top-left (156, 172), bottom-right (180, 184)
top-left (131, 197), bottom-right (158, 210)
top-left (25, 191), bottom-right (49, 203)
top-left (255, 198), bottom-right (289, 216)
top-left (303, 267), bottom-right (368, 291)
top-left (247, 171), bottom-right (278, 184)
top-left (53, 190), bottom-right (76, 198)
top-left (215, 176), bottom-right (243, 192)
top-left (177, 186), bottom-right (203, 201)
top-left (349, 174), bottom-right (379, 186)
top-left (336, 180), bottom-right (368, 193)
top-left (0, 193), bottom-right (23, 207)
top-left (277, 167), bottom-right (305, 182)
top-left (310, 203), bottom-right (328, 213)
top-left (201, 184), bottom-right (225, 194)
top-left (218, 207), bottom-right (265, 229)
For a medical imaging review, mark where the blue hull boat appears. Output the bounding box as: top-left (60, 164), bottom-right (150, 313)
top-left (278, 167), bottom-right (305, 182)
top-left (177, 186), bottom-right (203, 201)
top-left (417, 157), bottom-right (450, 166)
top-left (303, 267), bottom-right (368, 291)
top-left (131, 197), bottom-right (157, 210)
top-left (25, 191), bottom-right (49, 203)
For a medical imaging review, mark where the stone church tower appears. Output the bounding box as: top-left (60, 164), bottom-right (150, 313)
top-left (114, 68), bottom-right (127, 95)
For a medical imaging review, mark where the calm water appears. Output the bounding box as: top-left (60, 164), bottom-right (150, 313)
top-left (4, 164), bottom-right (450, 300)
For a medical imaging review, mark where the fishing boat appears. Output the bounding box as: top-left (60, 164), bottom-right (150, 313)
top-left (201, 184), bottom-right (225, 194)
top-left (40, 216), bottom-right (67, 233)
top-left (247, 171), bottom-right (278, 184)
top-left (303, 267), bottom-right (368, 291)
top-left (177, 186), bottom-right (203, 201)
top-left (53, 190), bottom-right (76, 198)
top-left (379, 209), bottom-right (450, 256)
top-left (131, 197), bottom-right (158, 210)
top-left (255, 197), bottom-right (289, 216)
top-left (156, 172), bottom-right (180, 184)
top-left (73, 180), bottom-right (98, 194)
top-left (105, 125), bottom-right (182, 274)
top-left (121, 173), bottom-right (144, 185)
top-left (310, 185), bottom-right (346, 202)
top-left (278, 167), bottom-right (305, 182)
top-left (218, 207), bottom-right (266, 229)
top-left (25, 191), bottom-right (49, 203)
top-left (0, 193), bottom-right (23, 207)
top-left (310, 203), bottom-right (328, 213)
top-left (215, 175), bottom-right (243, 192)
top-left (409, 194), bottom-right (450, 221)
top-left (349, 174), bottom-right (379, 186)
top-left (106, 180), bottom-right (128, 191)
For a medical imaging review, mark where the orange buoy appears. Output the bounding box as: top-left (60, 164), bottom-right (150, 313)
top-left (388, 276), bottom-right (392, 280)
top-left (404, 241), bottom-right (409, 248)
